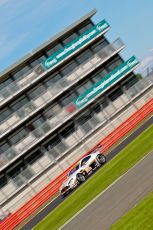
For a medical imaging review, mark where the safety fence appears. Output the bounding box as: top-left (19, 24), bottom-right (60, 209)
top-left (0, 98), bottom-right (153, 230)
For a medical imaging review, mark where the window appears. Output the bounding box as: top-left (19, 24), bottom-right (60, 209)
top-left (28, 85), bottom-right (46, 100)
top-left (21, 167), bottom-right (34, 181)
top-left (78, 22), bottom-right (93, 35)
top-left (84, 80), bottom-right (93, 89)
top-left (60, 123), bottom-right (75, 138)
top-left (108, 87), bottom-right (123, 101)
top-left (30, 55), bottom-right (46, 68)
top-left (28, 116), bottom-right (50, 139)
top-left (11, 97), bottom-right (29, 112)
top-left (81, 156), bottom-right (91, 166)
top-left (0, 175), bottom-right (7, 189)
top-left (13, 65), bottom-right (31, 81)
top-left (47, 135), bottom-right (67, 154)
top-left (76, 50), bottom-right (92, 65)
top-left (92, 69), bottom-right (108, 83)
top-left (92, 40), bottom-right (108, 53)
top-left (32, 116), bottom-right (45, 129)
top-left (60, 92), bottom-right (77, 107)
top-left (9, 129), bottom-right (28, 145)
top-left (0, 108), bottom-right (12, 123)
top-left (44, 107), bottom-right (54, 119)
top-left (0, 142), bottom-right (10, 153)
top-left (45, 73), bottom-right (62, 87)
top-left (61, 61), bottom-right (77, 77)
top-left (76, 84), bottom-right (85, 95)
top-left (27, 116), bottom-right (46, 132)
top-left (0, 78), bottom-right (13, 91)
top-left (8, 163), bottom-right (24, 177)
top-left (122, 75), bottom-right (138, 90)
top-left (26, 150), bottom-right (43, 165)
top-left (4, 148), bottom-right (16, 161)
top-left (62, 32), bottom-right (78, 45)
top-left (51, 103), bottom-right (62, 115)
top-left (45, 136), bottom-right (60, 149)
top-left (92, 103), bottom-right (101, 113)
top-left (107, 57), bottom-right (123, 72)
top-left (76, 80), bottom-right (93, 95)
top-left (46, 43), bottom-right (63, 56)
top-left (77, 111), bottom-right (92, 125)
top-left (7, 163), bottom-right (26, 188)
top-left (99, 97), bottom-right (109, 109)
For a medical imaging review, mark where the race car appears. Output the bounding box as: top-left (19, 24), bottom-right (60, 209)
top-left (59, 150), bottom-right (106, 197)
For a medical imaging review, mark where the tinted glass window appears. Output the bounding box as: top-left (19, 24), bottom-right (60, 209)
top-left (45, 73), bottom-right (62, 87)
top-left (76, 80), bottom-right (93, 95)
top-left (92, 103), bottom-right (101, 113)
top-left (51, 104), bottom-right (62, 115)
top-left (77, 111), bottom-right (92, 125)
top-left (46, 136), bottom-right (61, 148)
top-left (60, 123), bottom-right (75, 138)
top-left (77, 50), bottom-right (92, 64)
top-left (61, 61), bottom-right (77, 76)
top-left (92, 69), bottom-right (108, 83)
top-left (28, 85), bottom-right (46, 99)
top-left (60, 92), bottom-right (77, 107)
top-left (62, 33), bottom-right (78, 45)
top-left (92, 40), bottom-right (108, 53)
top-left (0, 108), bottom-right (12, 123)
top-left (32, 116), bottom-right (45, 128)
top-left (0, 78), bottom-right (13, 90)
top-left (27, 150), bottom-right (43, 164)
top-left (9, 129), bottom-right (27, 145)
top-left (0, 142), bottom-right (10, 153)
top-left (0, 176), bottom-right (7, 189)
top-left (7, 162), bottom-right (25, 177)
top-left (30, 55), bottom-right (46, 68)
top-left (108, 87), bottom-right (123, 101)
top-left (44, 107), bottom-right (54, 119)
top-left (46, 43), bottom-right (63, 56)
top-left (11, 97), bottom-right (29, 112)
top-left (13, 65), bottom-right (31, 81)
top-left (78, 23), bottom-right (93, 35)
top-left (81, 156), bottom-right (91, 166)
top-left (107, 57), bottom-right (123, 72)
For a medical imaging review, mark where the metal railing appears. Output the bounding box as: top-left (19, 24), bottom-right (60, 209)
top-left (0, 67), bottom-right (151, 142)
top-left (0, 39), bottom-right (125, 138)
top-left (0, 38), bottom-right (124, 107)
top-left (0, 77), bottom-right (152, 174)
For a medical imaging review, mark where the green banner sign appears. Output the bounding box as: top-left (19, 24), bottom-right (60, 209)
top-left (73, 56), bottom-right (139, 108)
top-left (43, 20), bottom-right (110, 69)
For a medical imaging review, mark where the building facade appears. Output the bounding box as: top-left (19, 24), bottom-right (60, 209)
top-left (0, 9), bottom-right (150, 211)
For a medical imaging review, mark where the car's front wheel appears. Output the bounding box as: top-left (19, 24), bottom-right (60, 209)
top-left (76, 173), bottom-right (86, 183)
top-left (96, 154), bottom-right (106, 165)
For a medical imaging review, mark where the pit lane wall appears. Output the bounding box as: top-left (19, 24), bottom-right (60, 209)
top-left (0, 98), bottom-right (153, 230)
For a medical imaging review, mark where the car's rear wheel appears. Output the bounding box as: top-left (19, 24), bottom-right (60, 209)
top-left (76, 173), bottom-right (86, 183)
top-left (96, 154), bottom-right (106, 165)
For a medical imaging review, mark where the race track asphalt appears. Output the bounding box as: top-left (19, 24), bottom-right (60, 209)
top-left (62, 151), bottom-right (153, 230)
top-left (21, 115), bottom-right (153, 230)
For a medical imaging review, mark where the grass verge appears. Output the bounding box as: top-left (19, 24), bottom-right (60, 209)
top-left (110, 191), bottom-right (153, 230)
top-left (34, 124), bottom-right (153, 230)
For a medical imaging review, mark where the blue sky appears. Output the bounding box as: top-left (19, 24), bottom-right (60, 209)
top-left (0, 0), bottom-right (153, 73)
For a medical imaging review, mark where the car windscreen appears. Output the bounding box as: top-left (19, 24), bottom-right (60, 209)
top-left (81, 155), bottom-right (91, 166)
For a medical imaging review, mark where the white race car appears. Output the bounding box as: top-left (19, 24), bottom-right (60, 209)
top-left (59, 150), bottom-right (106, 197)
